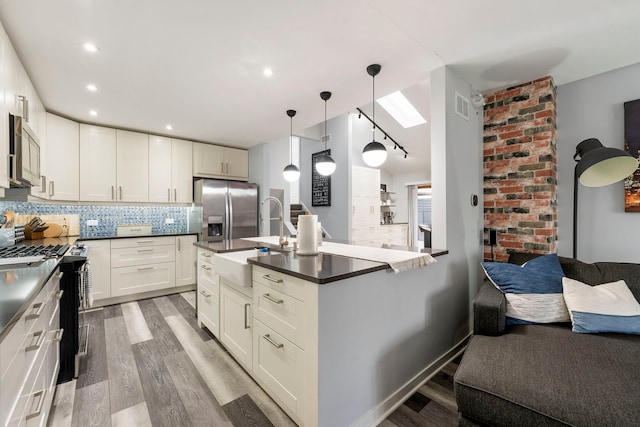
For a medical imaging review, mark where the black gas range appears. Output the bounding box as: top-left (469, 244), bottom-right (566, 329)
top-left (0, 243), bottom-right (70, 265)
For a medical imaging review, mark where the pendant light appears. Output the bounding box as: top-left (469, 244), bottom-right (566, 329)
top-left (362, 64), bottom-right (387, 167)
top-left (283, 109), bottom-right (300, 182)
top-left (315, 91), bottom-right (336, 176)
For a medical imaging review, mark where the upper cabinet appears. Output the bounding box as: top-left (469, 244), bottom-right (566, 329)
top-left (193, 143), bottom-right (248, 181)
top-left (45, 113), bottom-right (79, 201)
top-left (79, 124), bottom-right (117, 202)
top-left (149, 136), bottom-right (193, 203)
top-left (116, 130), bottom-right (149, 202)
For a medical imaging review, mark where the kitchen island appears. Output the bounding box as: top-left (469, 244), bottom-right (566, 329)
top-left (196, 238), bottom-right (465, 427)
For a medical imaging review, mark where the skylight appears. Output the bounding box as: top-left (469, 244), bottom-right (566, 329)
top-left (377, 91), bottom-right (426, 128)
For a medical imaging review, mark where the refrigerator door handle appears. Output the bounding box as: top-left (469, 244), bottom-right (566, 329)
top-left (227, 190), bottom-right (233, 240)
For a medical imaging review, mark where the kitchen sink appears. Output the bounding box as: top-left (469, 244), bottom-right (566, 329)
top-left (213, 249), bottom-right (262, 287)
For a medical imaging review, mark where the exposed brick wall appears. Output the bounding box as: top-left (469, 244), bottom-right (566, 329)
top-left (483, 77), bottom-right (557, 262)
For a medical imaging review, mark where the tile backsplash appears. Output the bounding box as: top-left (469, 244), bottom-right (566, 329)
top-left (0, 202), bottom-right (197, 238)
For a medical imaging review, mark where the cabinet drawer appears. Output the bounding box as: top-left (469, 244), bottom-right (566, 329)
top-left (197, 249), bottom-right (215, 265)
top-left (110, 236), bottom-right (175, 249)
top-left (197, 263), bottom-right (218, 291)
top-left (253, 320), bottom-right (304, 418)
top-left (111, 263), bottom-right (176, 297)
top-left (253, 282), bottom-right (306, 349)
top-left (252, 266), bottom-right (306, 302)
top-left (111, 245), bottom-right (175, 268)
top-left (197, 286), bottom-right (220, 338)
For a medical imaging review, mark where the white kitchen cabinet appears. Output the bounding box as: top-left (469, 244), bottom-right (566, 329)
top-left (220, 282), bottom-right (252, 370)
top-left (352, 166), bottom-right (381, 246)
top-left (175, 235), bottom-right (197, 286)
top-left (1, 268), bottom-right (63, 427)
top-left (0, 31), bottom-right (6, 189)
top-left (110, 236), bottom-right (177, 297)
top-left (193, 142), bottom-right (248, 181)
top-left (197, 249), bottom-right (220, 337)
top-left (84, 240), bottom-right (112, 301)
top-left (79, 125), bottom-right (117, 202)
top-left (116, 130), bottom-right (149, 202)
top-left (44, 113), bottom-right (79, 201)
top-left (148, 136), bottom-right (193, 203)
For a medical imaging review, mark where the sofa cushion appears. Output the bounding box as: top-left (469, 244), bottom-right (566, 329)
top-left (482, 254), bottom-right (570, 325)
top-left (563, 277), bottom-right (640, 334)
top-left (454, 324), bottom-right (640, 426)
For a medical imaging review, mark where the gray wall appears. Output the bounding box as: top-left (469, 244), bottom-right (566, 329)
top-left (557, 62), bottom-right (640, 262)
top-left (300, 115), bottom-right (352, 240)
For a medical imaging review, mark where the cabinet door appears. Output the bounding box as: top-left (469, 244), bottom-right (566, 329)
top-left (197, 280), bottom-right (219, 338)
top-left (45, 113), bottom-right (79, 201)
top-left (148, 135), bottom-right (173, 203)
top-left (116, 130), bottom-right (149, 202)
top-left (84, 240), bottom-right (111, 300)
top-left (220, 284), bottom-right (252, 369)
top-left (80, 125), bottom-right (117, 202)
top-left (193, 143), bottom-right (224, 177)
top-left (171, 139), bottom-right (193, 203)
top-left (224, 147), bottom-right (248, 180)
top-left (175, 235), bottom-right (196, 286)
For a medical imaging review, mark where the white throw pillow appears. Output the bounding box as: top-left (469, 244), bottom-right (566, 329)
top-left (562, 277), bottom-right (640, 334)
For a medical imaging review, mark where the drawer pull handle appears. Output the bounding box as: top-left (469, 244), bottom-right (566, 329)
top-left (200, 290), bottom-right (211, 298)
top-left (202, 253), bottom-right (212, 258)
top-left (54, 328), bottom-right (64, 342)
top-left (25, 389), bottom-right (46, 420)
top-left (263, 274), bottom-right (283, 284)
top-left (200, 265), bottom-right (212, 271)
top-left (55, 271), bottom-right (64, 282)
top-left (137, 240), bottom-right (154, 244)
top-left (137, 266), bottom-right (154, 271)
top-left (56, 289), bottom-right (65, 300)
top-left (26, 330), bottom-right (45, 352)
top-left (262, 293), bottom-right (283, 304)
top-left (263, 334), bottom-right (283, 349)
top-left (26, 301), bottom-right (47, 320)
top-left (137, 248), bottom-right (154, 252)
top-left (244, 303), bottom-right (250, 329)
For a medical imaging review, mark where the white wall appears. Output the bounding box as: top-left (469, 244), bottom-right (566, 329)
top-left (557, 62), bottom-right (640, 262)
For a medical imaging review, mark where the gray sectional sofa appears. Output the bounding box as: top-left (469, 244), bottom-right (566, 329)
top-left (454, 254), bottom-right (640, 426)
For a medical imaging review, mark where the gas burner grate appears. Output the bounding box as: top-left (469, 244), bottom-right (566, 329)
top-left (0, 244), bottom-right (70, 259)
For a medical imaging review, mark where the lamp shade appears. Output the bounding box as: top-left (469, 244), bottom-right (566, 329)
top-left (283, 164), bottom-right (300, 182)
top-left (575, 138), bottom-right (638, 187)
top-left (315, 154), bottom-right (336, 176)
top-left (362, 140), bottom-right (387, 167)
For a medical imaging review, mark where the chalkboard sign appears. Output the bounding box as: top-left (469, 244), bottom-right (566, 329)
top-left (311, 150), bottom-right (331, 206)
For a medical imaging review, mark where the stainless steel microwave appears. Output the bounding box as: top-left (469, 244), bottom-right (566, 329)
top-left (9, 113), bottom-right (40, 188)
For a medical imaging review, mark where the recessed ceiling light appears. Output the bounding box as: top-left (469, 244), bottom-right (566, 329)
top-left (377, 91), bottom-right (427, 128)
top-left (263, 68), bottom-right (273, 77)
top-left (89, 110), bottom-right (98, 116)
top-left (82, 42), bottom-right (98, 53)
top-left (86, 84), bottom-right (98, 92)
top-left (165, 125), bottom-right (173, 130)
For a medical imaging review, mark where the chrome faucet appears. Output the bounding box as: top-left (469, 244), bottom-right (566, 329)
top-left (261, 197), bottom-right (288, 249)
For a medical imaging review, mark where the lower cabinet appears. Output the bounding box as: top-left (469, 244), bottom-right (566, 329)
top-left (197, 250), bottom-right (220, 337)
top-left (219, 282), bottom-right (252, 370)
top-left (111, 263), bottom-right (176, 297)
top-left (83, 240), bottom-right (111, 300)
top-left (176, 235), bottom-right (197, 286)
top-left (1, 268), bottom-right (63, 427)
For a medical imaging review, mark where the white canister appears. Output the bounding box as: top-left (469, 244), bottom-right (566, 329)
top-left (297, 214), bottom-right (318, 255)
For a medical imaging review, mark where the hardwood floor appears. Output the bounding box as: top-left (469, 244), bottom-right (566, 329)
top-left (47, 292), bottom-right (459, 427)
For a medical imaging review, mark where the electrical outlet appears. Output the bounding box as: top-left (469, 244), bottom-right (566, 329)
top-left (87, 219), bottom-right (99, 226)
top-left (165, 218), bottom-right (175, 224)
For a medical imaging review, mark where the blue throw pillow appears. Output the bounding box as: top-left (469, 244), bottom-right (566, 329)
top-left (482, 254), bottom-right (570, 325)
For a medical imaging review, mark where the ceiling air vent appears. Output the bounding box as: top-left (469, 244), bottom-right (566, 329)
top-left (455, 92), bottom-right (470, 120)
top-left (321, 134), bottom-right (331, 144)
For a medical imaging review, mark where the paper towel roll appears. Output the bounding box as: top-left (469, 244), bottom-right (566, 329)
top-left (297, 214), bottom-right (318, 255)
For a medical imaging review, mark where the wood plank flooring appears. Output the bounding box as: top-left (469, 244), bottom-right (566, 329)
top-left (47, 292), bottom-right (459, 427)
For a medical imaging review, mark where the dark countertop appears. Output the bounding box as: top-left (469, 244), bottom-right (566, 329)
top-left (77, 232), bottom-right (197, 241)
top-left (0, 258), bottom-right (61, 341)
top-left (247, 252), bottom-right (388, 284)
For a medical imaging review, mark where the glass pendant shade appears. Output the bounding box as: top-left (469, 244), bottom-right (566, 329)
top-left (315, 154), bottom-right (336, 176)
top-left (283, 163), bottom-right (300, 182)
top-left (362, 140), bottom-right (387, 167)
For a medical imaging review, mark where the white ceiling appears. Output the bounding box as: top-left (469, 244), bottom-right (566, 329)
top-left (1, 0), bottom-right (639, 163)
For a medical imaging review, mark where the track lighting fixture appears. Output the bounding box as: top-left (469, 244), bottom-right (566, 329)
top-left (362, 64), bottom-right (387, 167)
top-left (283, 109), bottom-right (300, 182)
top-left (315, 91), bottom-right (336, 176)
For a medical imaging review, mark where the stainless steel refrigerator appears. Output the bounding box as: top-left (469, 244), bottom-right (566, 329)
top-left (193, 179), bottom-right (258, 242)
